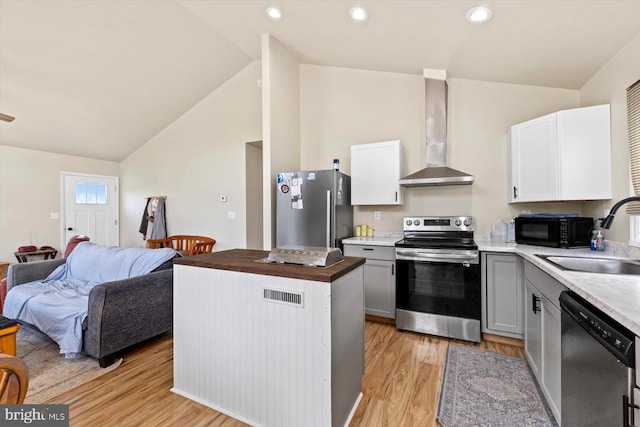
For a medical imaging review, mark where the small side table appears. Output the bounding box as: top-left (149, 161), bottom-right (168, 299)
top-left (0, 262), bottom-right (8, 281)
top-left (0, 324), bottom-right (20, 356)
top-left (14, 248), bottom-right (57, 263)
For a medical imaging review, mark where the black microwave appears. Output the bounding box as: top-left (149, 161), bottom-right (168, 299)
top-left (515, 217), bottom-right (594, 248)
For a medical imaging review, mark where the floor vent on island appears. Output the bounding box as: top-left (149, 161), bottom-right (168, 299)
top-left (263, 288), bottom-right (304, 308)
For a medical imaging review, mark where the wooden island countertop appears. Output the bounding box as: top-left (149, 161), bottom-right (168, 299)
top-left (173, 248), bottom-right (365, 283)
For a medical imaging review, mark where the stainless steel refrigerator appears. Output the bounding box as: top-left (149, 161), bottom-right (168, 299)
top-left (276, 169), bottom-right (353, 249)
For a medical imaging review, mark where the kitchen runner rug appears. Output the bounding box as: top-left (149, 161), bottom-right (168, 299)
top-left (16, 324), bottom-right (122, 403)
top-left (437, 344), bottom-right (558, 427)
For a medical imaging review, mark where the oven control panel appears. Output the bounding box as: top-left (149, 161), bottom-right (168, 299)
top-left (403, 216), bottom-right (474, 232)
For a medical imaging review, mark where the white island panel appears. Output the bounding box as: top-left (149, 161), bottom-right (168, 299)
top-left (172, 263), bottom-right (364, 427)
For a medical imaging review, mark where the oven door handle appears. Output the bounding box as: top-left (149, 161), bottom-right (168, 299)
top-left (396, 251), bottom-right (479, 264)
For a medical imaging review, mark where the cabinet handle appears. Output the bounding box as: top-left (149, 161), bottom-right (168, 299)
top-left (391, 264), bottom-right (394, 275)
top-left (395, 191), bottom-right (398, 202)
top-left (513, 186), bottom-right (518, 199)
top-left (532, 294), bottom-right (540, 314)
top-left (362, 248), bottom-right (374, 251)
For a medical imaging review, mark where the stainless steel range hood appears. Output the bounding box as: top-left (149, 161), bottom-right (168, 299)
top-left (399, 69), bottom-right (474, 187)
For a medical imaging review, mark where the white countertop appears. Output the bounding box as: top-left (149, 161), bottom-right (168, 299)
top-left (479, 241), bottom-right (640, 337)
top-left (344, 236), bottom-right (640, 336)
top-left (343, 234), bottom-right (402, 247)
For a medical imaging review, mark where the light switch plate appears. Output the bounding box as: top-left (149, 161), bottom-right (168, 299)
top-left (374, 211), bottom-right (381, 220)
top-left (227, 211), bottom-right (236, 219)
top-left (50, 212), bottom-right (60, 219)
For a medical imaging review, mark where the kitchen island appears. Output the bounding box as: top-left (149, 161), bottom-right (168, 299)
top-left (171, 249), bottom-right (366, 427)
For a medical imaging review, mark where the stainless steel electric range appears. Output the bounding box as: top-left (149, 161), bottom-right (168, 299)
top-left (395, 216), bottom-right (481, 343)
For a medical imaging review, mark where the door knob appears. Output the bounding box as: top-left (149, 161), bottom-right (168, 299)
top-left (67, 227), bottom-right (74, 231)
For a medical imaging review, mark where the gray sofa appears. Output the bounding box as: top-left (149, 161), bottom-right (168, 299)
top-left (7, 257), bottom-right (175, 367)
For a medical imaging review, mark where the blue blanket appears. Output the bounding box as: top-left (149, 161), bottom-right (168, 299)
top-left (4, 242), bottom-right (178, 358)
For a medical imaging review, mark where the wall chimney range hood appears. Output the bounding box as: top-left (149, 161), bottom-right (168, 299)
top-left (399, 69), bottom-right (474, 187)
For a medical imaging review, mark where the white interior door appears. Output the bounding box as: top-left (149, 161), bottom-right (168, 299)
top-left (63, 173), bottom-right (119, 248)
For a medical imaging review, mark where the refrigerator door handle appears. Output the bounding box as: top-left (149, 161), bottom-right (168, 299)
top-left (326, 190), bottom-right (331, 247)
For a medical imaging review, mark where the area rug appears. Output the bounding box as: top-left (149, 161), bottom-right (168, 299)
top-left (437, 344), bottom-right (558, 427)
top-left (16, 324), bottom-right (122, 403)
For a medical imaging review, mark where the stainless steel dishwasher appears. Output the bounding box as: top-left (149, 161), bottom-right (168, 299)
top-left (560, 291), bottom-right (636, 427)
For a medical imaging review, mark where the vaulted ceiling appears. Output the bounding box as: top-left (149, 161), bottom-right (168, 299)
top-left (1, 1), bottom-right (639, 161)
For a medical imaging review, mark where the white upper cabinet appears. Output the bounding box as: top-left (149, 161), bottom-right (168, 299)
top-left (351, 140), bottom-right (404, 205)
top-left (508, 104), bottom-right (611, 203)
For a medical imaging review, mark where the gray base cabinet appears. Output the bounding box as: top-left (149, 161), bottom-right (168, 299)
top-left (636, 336), bottom-right (640, 423)
top-left (481, 253), bottom-right (523, 338)
top-left (524, 281), bottom-right (541, 376)
top-left (541, 297), bottom-right (561, 419)
top-left (523, 260), bottom-right (566, 425)
top-left (344, 245), bottom-right (395, 319)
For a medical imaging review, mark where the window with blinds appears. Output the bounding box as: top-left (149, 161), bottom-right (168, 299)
top-left (626, 79), bottom-right (640, 214)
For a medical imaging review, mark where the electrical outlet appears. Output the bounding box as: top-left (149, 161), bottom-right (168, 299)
top-left (227, 211), bottom-right (236, 219)
top-left (374, 211), bottom-right (381, 220)
top-left (219, 195), bottom-right (227, 203)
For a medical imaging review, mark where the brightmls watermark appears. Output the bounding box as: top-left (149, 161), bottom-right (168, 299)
top-left (1, 405), bottom-right (69, 426)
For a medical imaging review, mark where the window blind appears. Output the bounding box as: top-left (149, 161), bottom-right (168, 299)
top-left (626, 79), bottom-right (640, 214)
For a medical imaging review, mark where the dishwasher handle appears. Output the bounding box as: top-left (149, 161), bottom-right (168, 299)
top-left (622, 394), bottom-right (639, 427)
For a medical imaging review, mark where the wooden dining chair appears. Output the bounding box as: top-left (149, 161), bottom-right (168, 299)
top-left (146, 237), bottom-right (171, 250)
top-left (191, 240), bottom-right (216, 255)
top-left (148, 235), bottom-right (216, 256)
top-left (0, 354), bottom-right (29, 404)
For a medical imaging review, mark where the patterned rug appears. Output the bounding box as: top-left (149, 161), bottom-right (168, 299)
top-left (16, 324), bottom-right (122, 403)
top-left (437, 344), bottom-right (558, 427)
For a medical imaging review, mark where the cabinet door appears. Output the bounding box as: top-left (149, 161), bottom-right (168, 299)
top-left (636, 336), bottom-right (639, 388)
top-left (541, 297), bottom-right (562, 424)
top-left (509, 113), bottom-right (558, 202)
top-left (351, 140), bottom-right (403, 205)
top-left (485, 254), bottom-right (523, 336)
top-left (634, 375), bottom-right (639, 424)
top-left (524, 280), bottom-right (541, 379)
top-left (558, 104), bottom-right (612, 200)
top-left (363, 259), bottom-right (395, 318)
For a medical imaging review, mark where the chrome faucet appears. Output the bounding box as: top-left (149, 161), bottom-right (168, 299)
top-left (599, 196), bottom-right (640, 229)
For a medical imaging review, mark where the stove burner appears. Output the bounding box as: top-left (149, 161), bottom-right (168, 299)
top-left (396, 216), bottom-right (477, 250)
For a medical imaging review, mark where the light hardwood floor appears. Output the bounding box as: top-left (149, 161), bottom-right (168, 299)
top-left (50, 321), bottom-right (524, 426)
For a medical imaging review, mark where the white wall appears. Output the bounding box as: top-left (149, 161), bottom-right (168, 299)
top-left (6, 34), bottom-right (634, 258)
top-left (0, 145), bottom-right (119, 262)
top-left (261, 35), bottom-right (301, 249)
top-left (119, 61), bottom-right (262, 251)
top-left (299, 65), bottom-right (581, 236)
top-left (580, 32), bottom-right (640, 244)
top-left (449, 78), bottom-right (582, 234)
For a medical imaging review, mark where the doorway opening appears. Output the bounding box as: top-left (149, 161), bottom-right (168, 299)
top-left (245, 141), bottom-right (263, 249)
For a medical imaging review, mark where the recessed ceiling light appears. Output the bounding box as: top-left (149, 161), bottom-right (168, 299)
top-left (466, 6), bottom-right (492, 23)
top-left (266, 7), bottom-right (282, 20)
top-left (349, 6), bottom-right (368, 22)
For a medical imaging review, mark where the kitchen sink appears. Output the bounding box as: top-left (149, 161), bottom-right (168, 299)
top-left (535, 254), bottom-right (640, 275)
